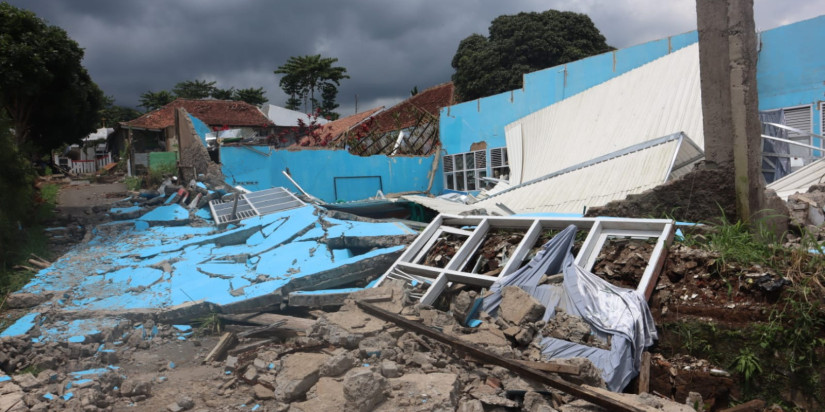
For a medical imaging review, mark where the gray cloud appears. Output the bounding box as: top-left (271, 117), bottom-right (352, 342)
top-left (7, 0), bottom-right (824, 115)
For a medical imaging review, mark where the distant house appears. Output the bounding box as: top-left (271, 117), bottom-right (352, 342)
top-left (114, 99), bottom-right (273, 172)
top-left (347, 82), bottom-right (454, 156)
top-left (288, 82), bottom-right (455, 157)
top-left (54, 127), bottom-right (115, 175)
top-left (261, 104), bottom-right (329, 147)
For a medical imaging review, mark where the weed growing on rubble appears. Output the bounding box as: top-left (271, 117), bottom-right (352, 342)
top-left (731, 347), bottom-right (762, 390)
top-left (195, 312), bottom-right (223, 336)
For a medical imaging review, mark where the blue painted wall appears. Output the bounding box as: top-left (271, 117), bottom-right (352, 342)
top-left (757, 15), bottom-right (825, 151)
top-left (439, 31), bottom-right (699, 154)
top-left (220, 146), bottom-right (441, 202)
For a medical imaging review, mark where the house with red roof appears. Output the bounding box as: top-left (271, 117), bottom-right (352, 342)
top-left (112, 99), bottom-right (273, 172)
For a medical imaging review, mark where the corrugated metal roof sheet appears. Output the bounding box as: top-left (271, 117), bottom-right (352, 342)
top-left (263, 104), bottom-right (328, 127)
top-left (767, 157), bottom-right (825, 199)
top-left (474, 134), bottom-right (702, 214)
top-left (505, 44), bottom-right (703, 184)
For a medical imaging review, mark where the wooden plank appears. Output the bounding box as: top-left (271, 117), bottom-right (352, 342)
top-left (637, 352), bottom-right (651, 394)
top-left (204, 332), bottom-right (237, 363)
top-left (516, 360), bottom-right (580, 376)
top-left (219, 313), bottom-right (315, 333)
top-left (356, 301), bottom-right (647, 412)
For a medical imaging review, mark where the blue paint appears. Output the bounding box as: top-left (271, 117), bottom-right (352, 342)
top-left (72, 379), bottom-right (93, 386)
top-left (164, 192), bottom-right (178, 205)
top-left (0, 375), bottom-right (11, 383)
top-left (138, 204), bottom-right (190, 223)
top-left (196, 208), bottom-right (213, 220)
top-left (221, 146), bottom-right (440, 201)
top-left (63, 392), bottom-right (73, 401)
top-left (173, 325), bottom-right (192, 332)
top-left (110, 206), bottom-right (142, 215)
top-left (757, 15), bottom-right (825, 154)
top-left (0, 312), bottom-right (39, 337)
top-left (439, 31), bottom-right (698, 155)
top-left (43, 392), bottom-right (54, 400)
top-left (68, 335), bottom-right (85, 343)
top-left (189, 114), bottom-right (212, 147)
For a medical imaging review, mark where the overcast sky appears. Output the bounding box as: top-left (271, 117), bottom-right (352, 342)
top-left (7, 0), bottom-right (824, 115)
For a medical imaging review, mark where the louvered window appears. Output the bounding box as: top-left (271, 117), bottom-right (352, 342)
top-left (784, 105), bottom-right (812, 159)
top-left (489, 147), bottom-right (510, 187)
top-left (443, 149), bottom-right (488, 191)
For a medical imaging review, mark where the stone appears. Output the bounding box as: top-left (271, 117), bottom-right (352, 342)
top-left (167, 402), bottom-right (184, 412)
top-left (319, 352), bottom-right (354, 377)
top-left (380, 360), bottom-right (400, 378)
top-left (224, 356), bottom-right (238, 372)
top-left (457, 398), bottom-right (484, 412)
top-left (409, 352), bottom-right (433, 367)
top-left (5, 293), bottom-right (50, 309)
top-left (11, 373), bottom-right (39, 391)
top-left (685, 391), bottom-right (704, 411)
top-left (499, 286), bottom-right (545, 325)
top-left (253, 384), bottom-right (274, 400)
top-left (274, 353), bottom-right (329, 402)
top-left (380, 373), bottom-right (458, 411)
top-left (343, 368), bottom-right (388, 412)
top-left (289, 377), bottom-right (346, 412)
top-left (242, 367), bottom-right (258, 383)
top-left (120, 379), bottom-right (152, 397)
top-left (523, 391), bottom-right (557, 412)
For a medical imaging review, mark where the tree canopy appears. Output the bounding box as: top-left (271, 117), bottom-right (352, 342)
top-left (451, 10), bottom-right (612, 102)
top-left (140, 81), bottom-right (268, 111)
top-left (274, 54), bottom-right (349, 120)
top-left (0, 3), bottom-right (104, 152)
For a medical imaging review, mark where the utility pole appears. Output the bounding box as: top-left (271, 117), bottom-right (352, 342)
top-left (695, 0), bottom-right (764, 222)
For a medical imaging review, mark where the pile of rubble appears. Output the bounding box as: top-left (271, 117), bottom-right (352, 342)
top-left (0, 279), bottom-right (700, 411)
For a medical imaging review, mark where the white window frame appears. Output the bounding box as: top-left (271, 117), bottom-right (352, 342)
top-left (444, 150), bottom-right (487, 191)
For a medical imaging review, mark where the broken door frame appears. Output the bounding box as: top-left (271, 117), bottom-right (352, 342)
top-left (376, 214), bottom-right (674, 305)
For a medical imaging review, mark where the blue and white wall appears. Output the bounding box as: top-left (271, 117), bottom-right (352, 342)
top-left (757, 15), bottom-right (825, 154)
top-left (439, 31), bottom-right (699, 155)
top-left (220, 146), bottom-right (441, 202)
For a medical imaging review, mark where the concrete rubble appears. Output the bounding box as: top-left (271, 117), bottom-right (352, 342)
top-left (0, 174), bottom-right (717, 411)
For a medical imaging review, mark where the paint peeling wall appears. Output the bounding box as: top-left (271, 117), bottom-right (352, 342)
top-left (438, 31), bottom-right (699, 155)
top-left (220, 146), bottom-right (442, 202)
top-left (757, 15), bottom-right (825, 150)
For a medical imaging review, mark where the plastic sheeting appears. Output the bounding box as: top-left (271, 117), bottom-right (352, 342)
top-left (481, 224), bottom-right (657, 392)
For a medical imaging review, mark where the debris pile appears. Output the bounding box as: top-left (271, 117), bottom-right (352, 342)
top-left (786, 184), bottom-right (825, 239)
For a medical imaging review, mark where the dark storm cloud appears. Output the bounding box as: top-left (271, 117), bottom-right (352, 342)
top-left (6, 0), bottom-right (824, 115)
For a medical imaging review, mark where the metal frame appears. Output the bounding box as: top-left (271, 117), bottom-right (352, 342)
top-left (209, 187), bottom-right (305, 224)
top-left (376, 214), bottom-right (674, 305)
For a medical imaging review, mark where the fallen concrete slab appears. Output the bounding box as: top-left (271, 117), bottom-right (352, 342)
top-left (2, 204), bottom-right (415, 337)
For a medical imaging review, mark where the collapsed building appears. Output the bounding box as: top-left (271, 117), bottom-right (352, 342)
top-left (2, 11), bottom-right (825, 412)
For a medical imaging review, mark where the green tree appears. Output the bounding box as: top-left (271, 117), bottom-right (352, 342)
top-left (451, 10), bottom-right (612, 101)
top-left (274, 54), bottom-right (349, 118)
top-left (138, 90), bottom-right (175, 111)
top-left (98, 95), bottom-right (141, 127)
top-left (233, 87), bottom-right (268, 106)
top-left (172, 79), bottom-right (217, 99)
top-left (0, 3), bottom-right (104, 151)
top-left (211, 87), bottom-right (235, 100)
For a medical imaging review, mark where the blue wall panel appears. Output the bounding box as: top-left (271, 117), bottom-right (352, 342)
top-left (220, 146), bottom-right (440, 202)
top-left (439, 31), bottom-right (699, 154)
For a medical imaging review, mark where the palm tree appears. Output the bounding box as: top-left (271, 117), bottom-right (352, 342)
top-left (274, 55), bottom-right (349, 118)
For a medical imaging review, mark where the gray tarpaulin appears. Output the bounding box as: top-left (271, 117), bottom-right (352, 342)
top-left (481, 225), bottom-right (657, 391)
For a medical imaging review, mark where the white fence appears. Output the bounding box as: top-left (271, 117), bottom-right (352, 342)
top-left (56, 152), bottom-right (113, 175)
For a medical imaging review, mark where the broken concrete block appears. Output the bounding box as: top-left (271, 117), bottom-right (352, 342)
top-left (224, 356), bottom-right (238, 372)
top-left (457, 398), bottom-right (485, 412)
top-left (274, 353), bottom-right (329, 402)
top-left (380, 360), bottom-right (400, 378)
top-left (5, 293), bottom-right (50, 309)
top-left (387, 373), bottom-right (458, 411)
top-left (289, 377), bottom-right (345, 412)
top-left (242, 367), bottom-right (258, 384)
top-left (253, 384), bottom-right (274, 400)
top-left (319, 352), bottom-right (354, 377)
top-left (11, 373), bottom-right (39, 391)
top-left (500, 286), bottom-right (545, 325)
top-left (523, 391), bottom-right (556, 412)
top-left (343, 368), bottom-right (388, 412)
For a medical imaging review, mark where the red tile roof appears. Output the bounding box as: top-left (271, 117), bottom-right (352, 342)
top-left (369, 82), bottom-right (454, 134)
top-left (320, 106), bottom-right (383, 140)
top-left (123, 99), bottom-right (273, 130)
